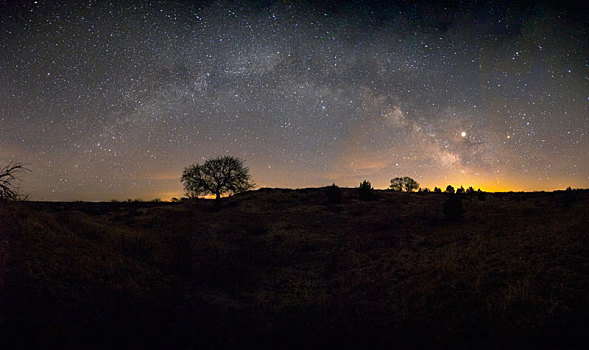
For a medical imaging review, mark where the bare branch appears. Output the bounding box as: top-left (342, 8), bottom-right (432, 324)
top-left (0, 162), bottom-right (30, 201)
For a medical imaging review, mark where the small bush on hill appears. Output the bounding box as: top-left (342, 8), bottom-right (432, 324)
top-left (359, 180), bottom-right (373, 201)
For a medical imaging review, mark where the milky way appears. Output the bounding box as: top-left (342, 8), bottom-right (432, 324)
top-left (1, 0), bottom-right (587, 200)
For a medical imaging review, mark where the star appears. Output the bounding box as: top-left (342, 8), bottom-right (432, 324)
top-left (0, 0), bottom-right (587, 200)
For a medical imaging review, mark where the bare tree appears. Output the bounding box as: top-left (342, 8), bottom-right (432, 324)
top-left (0, 163), bottom-right (29, 201)
top-left (181, 156), bottom-right (254, 201)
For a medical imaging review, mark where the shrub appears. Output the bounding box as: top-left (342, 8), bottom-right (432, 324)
top-left (359, 180), bottom-right (373, 201)
top-left (326, 183), bottom-right (343, 204)
top-left (445, 185), bottom-right (455, 194)
top-left (433, 187), bottom-right (442, 193)
top-left (443, 194), bottom-right (463, 221)
top-left (477, 189), bottom-right (486, 201)
top-left (456, 186), bottom-right (465, 194)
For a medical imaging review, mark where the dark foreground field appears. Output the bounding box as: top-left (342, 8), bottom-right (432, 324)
top-left (1, 188), bottom-right (588, 349)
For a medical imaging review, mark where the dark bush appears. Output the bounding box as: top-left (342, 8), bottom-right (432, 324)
top-left (326, 183), bottom-right (343, 204)
top-left (443, 194), bottom-right (463, 221)
top-left (477, 189), bottom-right (486, 201)
top-left (445, 185), bottom-right (455, 194)
top-left (359, 180), bottom-right (373, 201)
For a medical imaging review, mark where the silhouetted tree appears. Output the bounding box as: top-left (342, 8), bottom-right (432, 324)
top-left (456, 186), bottom-right (465, 194)
top-left (445, 185), bottom-right (455, 194)
top-left (433, 187), bottom-right (442, 193)
top-left (389, 177), bottom-right (403, 191)
top-left (389, 176), bottom-right (419, 192)
top-left (422, 188), bottom-right (430, 193)
top-left (404, 177), bottom-right (419, 192)
top-left (0, 162), bottom-right (29, 201)
top-left (359, 180), bottom-right (373, 201)
top-left (181, 156), bottom-right (254, 201)
top-left (466, 186), bottom-right (475, 194)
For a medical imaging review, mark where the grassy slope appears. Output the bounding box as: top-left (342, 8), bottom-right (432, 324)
top-left (0, 189), bottom-right (588, 349)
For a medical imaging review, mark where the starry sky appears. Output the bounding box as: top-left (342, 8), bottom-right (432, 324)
top-left (1, 0), bottom-right (588, 201)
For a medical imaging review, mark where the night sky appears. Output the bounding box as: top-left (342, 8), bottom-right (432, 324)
top-left (1, 0), bottom-right (587, 201)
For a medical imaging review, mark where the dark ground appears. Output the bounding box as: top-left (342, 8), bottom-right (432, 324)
top-left (1, 188), bottom-right (588, 349)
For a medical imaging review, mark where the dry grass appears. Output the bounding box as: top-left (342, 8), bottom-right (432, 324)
top-left (0, 188), bottom-right (588, 349)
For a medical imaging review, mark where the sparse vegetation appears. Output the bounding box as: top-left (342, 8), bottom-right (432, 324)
top-left (1, 189), bottom-right (587, 349)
